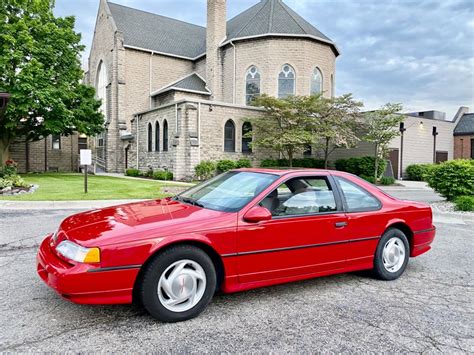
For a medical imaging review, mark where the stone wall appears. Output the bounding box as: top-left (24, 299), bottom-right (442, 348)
top-left (10, 135), bottom-right (81, 173)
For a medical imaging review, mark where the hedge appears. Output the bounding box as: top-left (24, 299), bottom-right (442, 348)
top-left (406, 164), bottom-right (434, 181)
top-left (425, 160), bottom-right (474, 201)
top-left (260, 158), bottom-right (325, 168)
top-left (455, 196), bottom-right (474, 212)
top-left (335, 156), bottom-right (387, 178)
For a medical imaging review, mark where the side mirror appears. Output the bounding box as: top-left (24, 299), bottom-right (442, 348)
top-left (243, 205), bottom-right (272, 223)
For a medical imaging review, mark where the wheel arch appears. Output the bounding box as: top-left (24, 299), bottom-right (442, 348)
top-left (385, 221), bottom-right (414, 252)
top-left (132, 239), bottom-right (226, 302)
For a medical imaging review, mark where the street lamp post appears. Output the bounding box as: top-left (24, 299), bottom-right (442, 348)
top-left (399, 122), bottom-right (406, 180)
top-left (432, 126), bottom-right (439, 163)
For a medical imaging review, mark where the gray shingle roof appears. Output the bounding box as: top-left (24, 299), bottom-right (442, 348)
top-left (226, 0), bottom-right (337, 52)
top-left (454, 113), bottom-right (474, 136)
top-left (107, 0), bottom-right (337, 60)
top-left (108, 2), bottom-right (206, 59)
top-left (151, 73), bottom-right (211, 97)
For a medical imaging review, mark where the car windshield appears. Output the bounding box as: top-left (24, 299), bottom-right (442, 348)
top-left (175, 171), bottom-right (279, 212)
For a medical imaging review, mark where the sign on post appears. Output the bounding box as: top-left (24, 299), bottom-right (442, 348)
top-left (80, 150), bottom-right (92, 193)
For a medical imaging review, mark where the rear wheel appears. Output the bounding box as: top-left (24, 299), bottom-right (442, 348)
top-left (373, 228), bottom-right (410, 280)
top-left (140, 245), bottom-right (216, 322)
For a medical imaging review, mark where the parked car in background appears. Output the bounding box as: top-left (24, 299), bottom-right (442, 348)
top-left (37, 169), bottom-right (435, 322)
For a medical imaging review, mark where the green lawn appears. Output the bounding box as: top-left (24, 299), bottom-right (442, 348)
top-left (0, 173), bottom-right (186, 201)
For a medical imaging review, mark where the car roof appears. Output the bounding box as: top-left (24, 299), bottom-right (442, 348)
top-left (235, 168), bottom-right (334, 176)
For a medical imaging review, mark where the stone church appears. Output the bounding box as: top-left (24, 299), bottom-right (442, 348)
top-left (85, 0), bottom-right (338, 180)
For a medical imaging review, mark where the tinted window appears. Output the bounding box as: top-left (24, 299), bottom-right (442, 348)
top-left (178, 171), bottom-right (278, 212)
top-left (336, 177), bottom-right (381, 212)
top-left (261, 177), bottom-right (338, 217)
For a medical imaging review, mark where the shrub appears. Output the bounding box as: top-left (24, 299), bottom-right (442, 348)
top-left (2, 159), bottom-right (18, 177)
top-left (335, 156), bottom-right (387, 178)
top-left (194, 161), bottom-right (216, 180)
top-left (125, 168), bottom-right (141, 177)
top-left (455, 196), bottom-right (474, 212)
top-left (235, 158), bottom-right (252, 169)
top-left (360, 175), bottom-right (376, 184)
top-left (11, 175), bottom-right (30, 188)
top-left (406, 164), bottom-right (433, 181)
top-left (425, 160), bottom-right (474, 201)
top-left (153, 170), bottom-right (174, 181)
top-left (379, 176), bottom-right (396, 185)
top-left (260, 158), bottom-right (325, 168)
top-left (0, 178), bottom-right (13, 189)
top-left (216, 160), bottom-right (236, 173)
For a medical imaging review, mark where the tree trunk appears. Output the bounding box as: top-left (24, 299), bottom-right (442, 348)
top-left (324, 137), bottom-right (330, 169)
top-left (288, 149), bottom-right (293, 168)
top-left (374, 143), bottom-right (379, 182)
top-left (0, 139), bottom-right (10, 167)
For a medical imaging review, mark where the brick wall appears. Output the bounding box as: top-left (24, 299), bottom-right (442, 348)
top-left (454, 135), bottom-right (474, 159)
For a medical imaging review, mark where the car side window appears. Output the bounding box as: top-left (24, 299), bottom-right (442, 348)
top-left (260, 177), bottom-right (338, 217)
top-left (335, 177), bottom-right (381, 212)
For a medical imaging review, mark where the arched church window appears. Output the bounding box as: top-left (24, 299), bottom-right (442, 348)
top-left (278, 64), bottom-right (295, 98)
top-left (155, 121), bottom-right (160, 152)
top-left (163, 120), bottom-right (169, 152)
top-left (246, 66), bottom-right (261, 105)
top-left (224, 120), bottom-right (236, 152)
top-left (311, 67), bottom-right (323, 95)
top-left (242, 122), bottom-right (252, 153)
top-left (147, 123), bottom-right (153, 152)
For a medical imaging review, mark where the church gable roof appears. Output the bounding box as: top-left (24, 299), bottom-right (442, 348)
top-left (151, 73), bottom-right (211, 97)
top-left (108, 2), bottom-right (206, 59)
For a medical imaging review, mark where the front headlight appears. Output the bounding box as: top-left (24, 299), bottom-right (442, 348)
top-left (56, 240), bottom-right (101, 264)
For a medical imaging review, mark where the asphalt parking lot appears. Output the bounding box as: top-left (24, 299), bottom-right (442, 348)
top-left (0, 196), bottom-right (472, 352)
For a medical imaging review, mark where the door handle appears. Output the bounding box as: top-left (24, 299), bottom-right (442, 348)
top-left (335, 222), bottom-right (348, 228)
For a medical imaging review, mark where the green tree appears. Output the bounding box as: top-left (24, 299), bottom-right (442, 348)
top-left (247, 95), bottom-right (316, 167)
top-left (363, 103), bottom-right (404, 181)
top-left (309, 94), bottom-right (363, 169)
top-left (0, 0), bottom-right (103, 165)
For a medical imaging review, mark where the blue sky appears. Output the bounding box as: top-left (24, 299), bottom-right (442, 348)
top-left (54, 0), bottom-right (474, 119)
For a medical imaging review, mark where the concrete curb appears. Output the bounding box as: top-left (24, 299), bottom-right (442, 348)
top-left (0, 199), bottom-right (149, 211)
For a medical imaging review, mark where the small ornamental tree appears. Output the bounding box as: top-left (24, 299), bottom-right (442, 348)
top-left (0, 0), bottom-right (104, 165)
top-left (309, 94), bottom-right (364, 169)
top-left (246, 95), bottom-right (315, 167)
top-left (363, 103), bottom-right (404, 181)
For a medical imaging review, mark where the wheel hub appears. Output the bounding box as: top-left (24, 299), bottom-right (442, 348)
top-left (382, 237), bottom-right (406, 273)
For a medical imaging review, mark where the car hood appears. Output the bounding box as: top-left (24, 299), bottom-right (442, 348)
top-left (57, 198), bottom-right (233, 247)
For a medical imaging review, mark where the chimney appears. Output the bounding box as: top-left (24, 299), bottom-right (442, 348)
top-left (206, 0), bottom-right (227, 101)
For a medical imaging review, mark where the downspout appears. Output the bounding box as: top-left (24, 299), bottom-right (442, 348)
top-left (197, 102), bottom-right (201, 163)
top-left (149, 53), bottom-right (153, 109)
top-left (230, 40), bottom-right (236, 104)
top-left (136, 115), bottom-right (140, 169)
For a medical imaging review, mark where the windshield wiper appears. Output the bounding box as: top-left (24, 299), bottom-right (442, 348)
top-left (175, 196), bottom-right (205, 208)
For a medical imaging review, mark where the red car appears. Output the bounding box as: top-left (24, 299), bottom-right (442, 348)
top-left (37, 169), bottom-right (435, 322)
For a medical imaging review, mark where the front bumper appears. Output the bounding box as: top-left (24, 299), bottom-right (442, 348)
top-left (36, 235), bottom-right (139, 304)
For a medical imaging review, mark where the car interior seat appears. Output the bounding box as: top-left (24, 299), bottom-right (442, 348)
top-left (260, 189), bottom-right (279, 213)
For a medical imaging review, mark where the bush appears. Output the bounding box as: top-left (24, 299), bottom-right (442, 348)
top-left (425, 160), bottom-right (474, 201)
top-left (1, 159), bottom-right (18, 177)
top-left (335, 156), bottom-right (387, 178)
top-left (194, 161), bottom-right (216, 180)
top-left (10, 175), bottom-right (30, 188)
top-left (259, 158), bottom-right (325, 168)
top-left (0, 178), bottom-right (13, 189)
top-left (216, 160), bottom-right (236, 173)
top-left (360, 175), bottom-right (376, 184)
top-left (379, 176), bottom-right (396, 185)
top-left (406, 164), bottom-right (433, 181)
top-left (235, 158), bottom-right (252, 169)
top-left (455, 196), bottom-right (474, 212)
top-left (153, 170), bottom-right (173, 181)
top-left (125, 168), bottom-right (141, 177)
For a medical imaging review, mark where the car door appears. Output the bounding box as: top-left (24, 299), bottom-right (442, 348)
top-left (236, 174), bottom-right (349, 284)
top-left (333, 176), bottom-right (385, 269)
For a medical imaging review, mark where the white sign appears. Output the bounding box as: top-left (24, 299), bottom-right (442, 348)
top-left (80, 149), bottom-right (92, 166)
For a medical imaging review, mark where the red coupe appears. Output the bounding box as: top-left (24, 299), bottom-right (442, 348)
top-left (37, 169), bottom-right (436, 322)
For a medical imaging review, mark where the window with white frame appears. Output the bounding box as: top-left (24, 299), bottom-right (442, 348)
top-left (311, 67), bottom-right (323, 95)
top-left (245, 66), bottom-right (261, 105)
top-left (278, 64), bottom-right (295, 98)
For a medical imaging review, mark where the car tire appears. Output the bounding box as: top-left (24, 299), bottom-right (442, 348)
top-left (139, 245), bottom-right (216, 322)
top-left (373, 228), bottom-right (410, 281)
